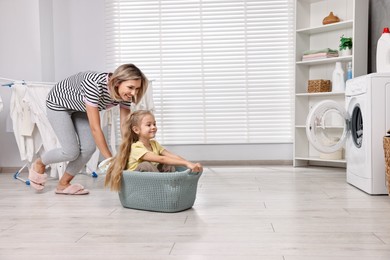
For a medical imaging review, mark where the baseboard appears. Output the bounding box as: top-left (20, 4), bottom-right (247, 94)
top-left (0, 167), bottom-right (25, 173)
top-left (198, 160), bottom-right (293, 166)
top-left (0, 161), bottom-right (293, 173)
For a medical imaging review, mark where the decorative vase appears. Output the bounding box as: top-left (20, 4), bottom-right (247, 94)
top-left (322, 12), bottom-right (340, 25)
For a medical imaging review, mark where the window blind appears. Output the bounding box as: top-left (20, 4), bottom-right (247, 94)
top-left (105, 0), bottom-right (295, 145)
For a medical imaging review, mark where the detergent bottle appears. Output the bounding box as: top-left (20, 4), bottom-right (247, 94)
top-left (377, 27), bottom-right (390, 72)
top-left (332, 62), bottom-right (345, 92)
top-left (347, 62), bottom-right (353, 80)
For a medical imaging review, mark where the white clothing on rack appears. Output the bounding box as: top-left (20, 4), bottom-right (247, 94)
top-left (10, 83), bottom-right (66, 178)
top-left (10, 84), bottom-right (36, 162)
top-left (23, 83), bottom-right (67, 178)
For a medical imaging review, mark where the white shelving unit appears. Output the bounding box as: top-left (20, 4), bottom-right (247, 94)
top-left (294, 0), bottom-right (369, 167)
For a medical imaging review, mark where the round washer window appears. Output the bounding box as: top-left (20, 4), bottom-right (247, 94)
top-left (351, 105), bottom-right (363, 148)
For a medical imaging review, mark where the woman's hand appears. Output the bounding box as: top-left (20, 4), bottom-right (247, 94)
top-left (98, 157), bottom-right (113, 172)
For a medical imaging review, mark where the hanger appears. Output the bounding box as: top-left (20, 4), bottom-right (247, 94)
top-left (1, 80), bottom-right (26, 88)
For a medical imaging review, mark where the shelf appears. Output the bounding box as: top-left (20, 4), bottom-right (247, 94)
top-left (296, 92), bottom-right (345, 97)
top-left (296, 20), bottom-right (353, 35)
top-left (295, 156), bottom-right (346, 164)
top-left (296, 56), bottom-right (352, 65)
top-left (294, 0), bottom-right (368, 167)
top-left (297, 0), bottom-right (326, 3)
top-left (296, 125), bottom-right (344, 129)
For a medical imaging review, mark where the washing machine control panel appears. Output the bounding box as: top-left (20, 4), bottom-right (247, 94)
top-left (346, 76), bottom-right (367, 96)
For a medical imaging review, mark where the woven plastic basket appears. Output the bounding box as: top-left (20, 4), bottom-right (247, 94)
top-left (119, 167), bottom-right (202, 212)
top-left (383, 136), bottom-right (390, 195)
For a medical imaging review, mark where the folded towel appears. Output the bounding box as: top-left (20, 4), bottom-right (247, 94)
top-left (302, 52), bottom-right (339, 61)
top-left (303, 52), bottom-right (339, 58)
top-left (303, 48), bottom-right (338, 55)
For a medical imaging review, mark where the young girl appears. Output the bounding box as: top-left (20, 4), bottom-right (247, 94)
top-left (105, 110), bottom-right (203, 191)
top-left (29, 64), bottom-right (148, 194)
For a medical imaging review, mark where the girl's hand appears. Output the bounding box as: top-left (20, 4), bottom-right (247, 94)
top-left (187, 162), bottom-right (203, 173)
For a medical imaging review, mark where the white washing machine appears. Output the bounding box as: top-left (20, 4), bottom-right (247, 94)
top-left (306, 73), bottom-right (390, 195)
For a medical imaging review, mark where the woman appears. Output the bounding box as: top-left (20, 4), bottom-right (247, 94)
top-left (29, 64), bottom-right (148, 195)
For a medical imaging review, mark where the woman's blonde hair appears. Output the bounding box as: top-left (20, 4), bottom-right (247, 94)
top-left (108, 64), bottom-right (149, 104)
top-left (105, 110), bottom-right (155, 191)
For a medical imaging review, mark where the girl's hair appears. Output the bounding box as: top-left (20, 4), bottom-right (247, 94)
top-left (105, 110), bottom-right (155, 191)
top-left (108, 64), bottom-right (149, 104)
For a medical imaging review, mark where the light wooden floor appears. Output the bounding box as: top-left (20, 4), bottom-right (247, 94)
top-left (1, 165), bottom-right (390, 259)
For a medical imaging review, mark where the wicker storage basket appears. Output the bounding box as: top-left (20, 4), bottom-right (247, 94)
top-left (119, 167), bottom-right (202, 212)
top-left (308, 79), bottom-right (331, 93)
top-left (383, 136), bottom-right (390, 194)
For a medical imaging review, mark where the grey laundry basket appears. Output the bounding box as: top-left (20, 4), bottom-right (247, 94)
top-left (119, 167), bottom-right (202, 212)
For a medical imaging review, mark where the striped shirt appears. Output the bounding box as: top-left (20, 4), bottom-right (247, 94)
top-left (46, 71), bottom-right (132, 112)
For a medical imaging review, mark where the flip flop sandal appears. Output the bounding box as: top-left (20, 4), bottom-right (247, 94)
top-left (55, 183), bottom-right (89, 195)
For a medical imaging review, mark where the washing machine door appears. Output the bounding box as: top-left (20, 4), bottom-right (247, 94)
top-left (306, 100), bottom-right (349, 154)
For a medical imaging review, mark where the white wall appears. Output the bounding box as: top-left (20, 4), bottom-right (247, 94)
top-left (0, 0), bottom-right (106, 167)
top-left (0, 0), bottom-right (292, 168)
top-left (52, 0), bottom-right (106, 80)
top-left (0, 0), bottom-right (43, 168)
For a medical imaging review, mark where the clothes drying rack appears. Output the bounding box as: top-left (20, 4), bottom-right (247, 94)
top-left (0, 77), bottom-right (100, 186)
